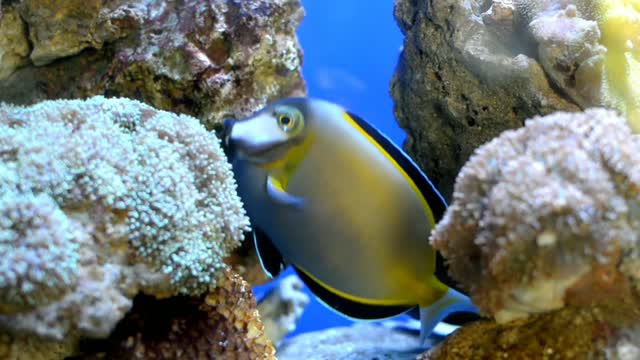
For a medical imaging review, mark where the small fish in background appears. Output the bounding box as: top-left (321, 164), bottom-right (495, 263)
top-left (222, 98), bottom-right (478, 346)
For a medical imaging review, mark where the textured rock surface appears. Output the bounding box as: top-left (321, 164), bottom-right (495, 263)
top-left (258, 275), bottom-right (310, 346)
top-left (431, 108), bottom-right (640, 324)
top-left (0, 96), bottom-right (250, 357)
top-left (518, 0), bottom-right (640, 132)
top-left (0, 6), bottom-right (30, 80)
top-left (391, 0), bottom-right (581, 198)
top-left (0, 0), bottom-right (306, 128)
top-left (77, 270), bottom-right (275, 360)
top-left (277, 323), bottom-right (426, 360)
top-left (420, 302), bottom-right (640, 359)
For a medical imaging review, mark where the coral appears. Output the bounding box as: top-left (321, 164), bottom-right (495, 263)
top-left (78, 269), bottom-right (275, 360)
top-left (430, 108), bottom-right (640, 323)
top-left (391, 0), bottom-right (580, 199)
top-left (0, 0), bottom-right (306, 128)
top-left (0, 96), bottom-right (249, 350)
top-left (257, 275), bottom-right (310, 346)
top-left (420, 302), bottom-right (640, 359)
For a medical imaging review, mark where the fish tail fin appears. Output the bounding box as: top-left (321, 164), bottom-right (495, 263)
top-left (418, 288), bottom-right (478, 346)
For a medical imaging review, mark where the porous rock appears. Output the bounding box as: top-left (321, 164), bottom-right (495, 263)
top-left (391, 0), bottom-right (580, 199)
top-left (77, 269), bottom-right (275, 360)
top-left (0, 0), bottom-right (306, 128)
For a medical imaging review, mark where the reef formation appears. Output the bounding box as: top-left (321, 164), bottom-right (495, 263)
top-left (0, 0), bottom-right (305, 128)
top-left (392, 0), bottom-right (640, 199)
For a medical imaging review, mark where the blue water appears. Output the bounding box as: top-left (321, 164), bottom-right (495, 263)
top-left (252, 0), bottom-right (406, 338)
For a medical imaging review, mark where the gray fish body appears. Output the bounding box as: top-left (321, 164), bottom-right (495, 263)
top-left (231, 102), bottom-right (438, 305)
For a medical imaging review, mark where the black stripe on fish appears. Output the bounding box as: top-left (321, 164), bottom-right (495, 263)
top-left (345, 111), bottom-right (448, 222)
top-left (293, 265), bottom-right (413, 320)
top-left (253, 227), bottom-right (286, 279)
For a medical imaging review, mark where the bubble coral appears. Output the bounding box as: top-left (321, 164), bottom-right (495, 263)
top-left (431, 108), bottom-right (640, 323)
top-left (0, 96), bottom-right (250, 343)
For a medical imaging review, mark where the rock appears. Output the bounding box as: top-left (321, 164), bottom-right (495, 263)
top-left (76, 269), bottom-right (275, 360)
top-left (420, 303), bottom-right (640, 359)
top-left (0, 7), bottom-right (30, 80)
top-left (0, 0), bottom-right (306, 128)
top-left (391, 0), bottom-right (581, 199)
top-left (277, 323), bottom-right (427, 360)
top-left (258, 275), bottom-right (310, 346)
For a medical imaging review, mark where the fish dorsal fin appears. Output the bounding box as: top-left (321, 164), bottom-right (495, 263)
top-left (253, 227), bottom-right (286, 279)
top-left (293, 265), bottom-right (412, 320)
top-left (343, 111), bottom-right (448, 223)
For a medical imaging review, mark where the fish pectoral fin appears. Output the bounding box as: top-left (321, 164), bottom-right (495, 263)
top-left (293, 265), bottom-right (412, 320)
top-left (266, 176), bottom-right (305, 209)
top-left (253, 227), bottom-right (287, 279)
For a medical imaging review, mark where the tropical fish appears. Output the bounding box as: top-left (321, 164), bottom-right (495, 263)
top-left (222, 97), bottom-right (477, 345)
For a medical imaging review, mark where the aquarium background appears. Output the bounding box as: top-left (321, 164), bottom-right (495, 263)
top-left (252, 0), bottom-right (406, 337)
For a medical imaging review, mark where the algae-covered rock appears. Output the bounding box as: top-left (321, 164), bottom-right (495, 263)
top-left (0, 0), bottom-right (306, 128)
top-left (391, 0), bottom-right (580, 198)
top-left (0, 96), bottom-right (252, 358)
top-left (0, 6), bottom-right (30, 80)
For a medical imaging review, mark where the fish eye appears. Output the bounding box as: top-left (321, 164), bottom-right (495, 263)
top-left (275, 107), bottom-right (303, 133)
top-left (279, 114), bottom-right (292, 126)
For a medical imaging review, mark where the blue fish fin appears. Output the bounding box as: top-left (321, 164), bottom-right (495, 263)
top-left (266, 176), bottom-right (305, 209)
top-left (419, 288), bottom-right (478, 346)
top-left (252, 227), bottom-right (287, 279)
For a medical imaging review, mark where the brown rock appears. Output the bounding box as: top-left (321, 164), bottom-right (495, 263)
top-left (0, 0), bottom-right (306, 128)
top-left (421, 302), bottom-right (640, 359)
top-left (391, 0), bottom-right (580, 199)
top-left (77, 269), bottom-right (275, 359)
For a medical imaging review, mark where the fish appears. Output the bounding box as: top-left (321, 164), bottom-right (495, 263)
top-left (222, 97), bottom-right (478, 345)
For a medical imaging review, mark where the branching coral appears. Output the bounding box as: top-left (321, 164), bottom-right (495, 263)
top-left (431, 108), bottom-right (640, 323)
top-left (0, 96), bottom-right (249, 344)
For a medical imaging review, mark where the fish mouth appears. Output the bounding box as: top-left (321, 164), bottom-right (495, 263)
top-left (240, 141), bottom-right (289, 164)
